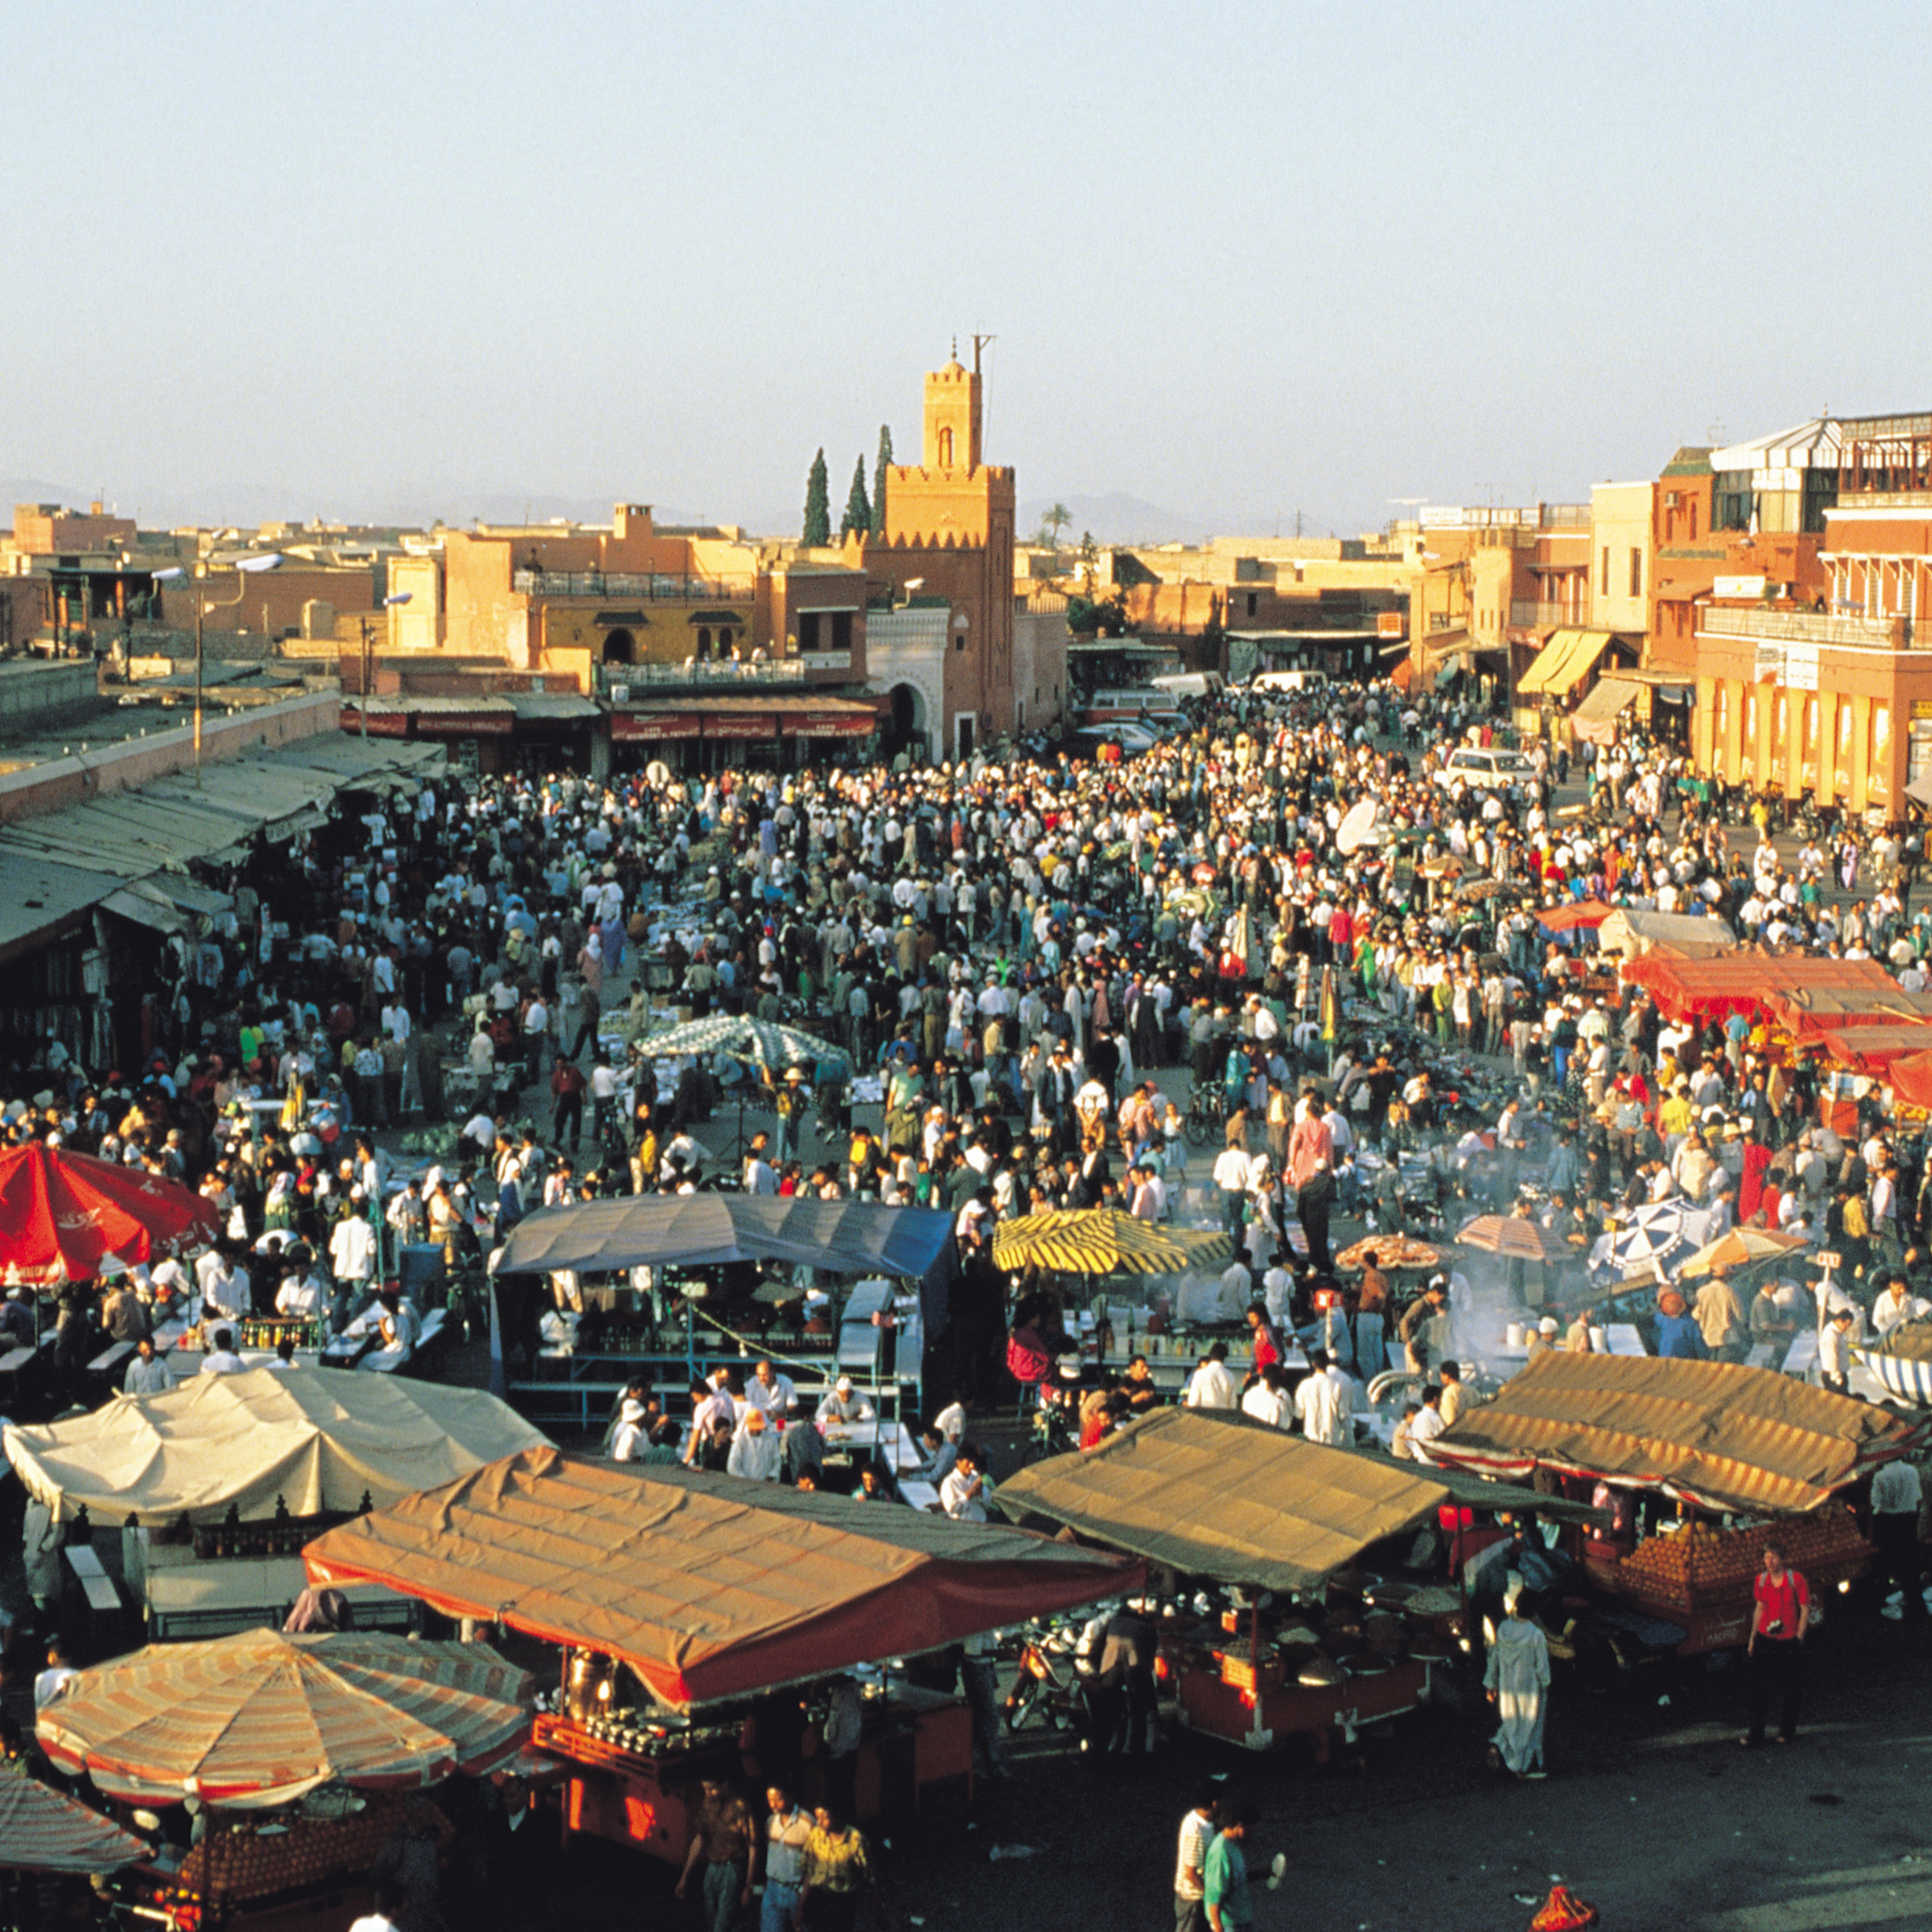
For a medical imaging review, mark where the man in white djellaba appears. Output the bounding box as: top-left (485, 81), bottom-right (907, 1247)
top-left (1484, 1576), bottom-right (1552, 1779)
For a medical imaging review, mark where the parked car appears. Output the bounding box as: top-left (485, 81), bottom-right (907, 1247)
top-left (1434, 746), bottom-right (1536, 791)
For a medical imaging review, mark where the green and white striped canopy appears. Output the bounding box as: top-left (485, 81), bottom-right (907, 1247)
top-left (630, 1012), bottom-right (849, 1071)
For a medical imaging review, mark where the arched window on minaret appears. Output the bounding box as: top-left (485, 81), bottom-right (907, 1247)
top-left (938, 427), bottom-right (954, 468)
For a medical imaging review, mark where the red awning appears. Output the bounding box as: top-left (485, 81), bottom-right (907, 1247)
top-left (304, 1449), bottom-right (1141, 1710)
top-left (1390, 655), bottom-right (1415, 692)
top-left (1814, 1024), bottom-right (1932, 1077)
top-left (341, 709), bottom-right (410, 738)
top-left (1619, 954), bottom-right (1898, 1025)
top-left (1886, 1050), bottom-right (1932, 1111)
top-left (1537, 900), bottom-right (1613, 932)
top-left (783, 712), bottom-right (874, 738)
top-left (706, 712), bottom-right (778, 739)
top-left (610, 713), bottom-right (702, 742)
top-left (413, 712), bottom-right (512, 738)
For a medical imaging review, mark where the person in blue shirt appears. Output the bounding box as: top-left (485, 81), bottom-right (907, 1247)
top-left (1203, 1797), bottom-right (1257, 1932)
top-left (1654, 1288), bottom-right (1708, 1359)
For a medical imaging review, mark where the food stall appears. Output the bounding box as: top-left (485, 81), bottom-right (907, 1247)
top-left (0, 1773), bottom-right (154, 1927)
top-left (994, 1408), bottom-right (1589, 1758)
top-left (302, 1447), bottom-right (1139, 1860)
top-left (488, 1193), bottom-right (957, 1433)
top-left (1426, 1352), bottom-right (1922, 1655)
top-left (42, 1629), bottom-right (531, 1932)
top-left (3, 1369), bottom-right (547, 1639)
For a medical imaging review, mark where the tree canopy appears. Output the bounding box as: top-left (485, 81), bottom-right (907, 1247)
top-left (841, 456), bottom-right (872, 541)
top-left (871, 425), bottom-right (893, 536)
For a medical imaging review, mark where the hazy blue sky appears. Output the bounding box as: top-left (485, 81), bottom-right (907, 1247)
top-left (8, 1), bottom-right (1928, 539)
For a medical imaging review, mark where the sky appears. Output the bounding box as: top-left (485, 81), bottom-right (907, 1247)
top-left (8, 1), bottom-right (1930, 541)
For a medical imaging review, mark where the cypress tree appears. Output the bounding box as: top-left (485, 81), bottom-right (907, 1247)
top-left (803, 449), bottom-right (831, 545)
top-left (840, 457), bottom-right (872, 541)
top-left (871, 425), bottom-right (893, 535)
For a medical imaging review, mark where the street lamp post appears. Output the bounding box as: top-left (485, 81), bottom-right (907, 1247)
top-left (359, 591), bottom-right (413, 738)
top-left (152, 555), bottom-right (282, 781)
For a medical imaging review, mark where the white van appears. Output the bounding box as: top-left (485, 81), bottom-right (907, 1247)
top-left (1150, 671), bottom-right (1223, 700)
top-left (1250, 669), bottom-right (1328, 694)
top-left (1079, 689), bottom-right (1187, 728)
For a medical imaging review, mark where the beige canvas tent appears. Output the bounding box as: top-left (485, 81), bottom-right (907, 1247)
top-left (3, 1367), bottom-right (549, 1524)
top-left (1598, 908), bottom-right (1737, 960)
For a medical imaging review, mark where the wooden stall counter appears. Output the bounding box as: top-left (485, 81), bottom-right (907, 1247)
top-left (1174, 1653), bottom-right (1432, 1758)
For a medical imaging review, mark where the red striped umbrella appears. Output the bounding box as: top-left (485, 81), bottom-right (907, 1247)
top-left (39, 1630), bottom-right (533, 1808)
top-left (0, 1776), bottom-right (150, 1874)
top-left (0, 1141), bottom-right (220, 1285)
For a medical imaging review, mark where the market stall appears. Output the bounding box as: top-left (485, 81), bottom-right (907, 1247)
top-left (45, 1631), bottom-right (531, 1932)
top-left (4, 1370), bottom-right (547, 1639)
top-left (994, 1409), bottom-right (1577, 1757)
top-left (1617, 952), bottom-right (1897, 1025)
top-left (1425, 1352), bottom-right (1922, 1653)
top-left (488, 1193), bottom-right (955, 1429)
top-left (303, 1447), bottom-right (1139, 1858)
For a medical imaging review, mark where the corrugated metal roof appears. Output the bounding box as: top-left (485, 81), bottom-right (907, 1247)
top-left (1430, 1353), bottom-right (1922, 1514)
top-left (0, 854), bottom-right (118, 958)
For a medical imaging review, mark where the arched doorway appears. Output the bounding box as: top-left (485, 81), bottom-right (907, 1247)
top-left (602, 628), bottom-right (635, 666)
top-left (885, 681), bottom-right (929, 762)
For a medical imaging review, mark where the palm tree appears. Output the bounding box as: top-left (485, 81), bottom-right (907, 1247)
top-left (1042, 502), bottom-right (1073, 550)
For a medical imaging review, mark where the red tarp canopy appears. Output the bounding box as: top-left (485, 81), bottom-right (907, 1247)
top-left (305, 1449), bottom-right (1141, 1709)
top-left (1811, 1024), bottom-right (1932, 1078)
top-left (1538, 900), bottom-right (1613, 932)
top-left (1619, 953), bottom-right (1898, 1025)
top-left (1763, 986), bottom-right (1932, 1048)
top-left (0, 1142), bottom-right (220, 1286)
top-left (1886, 1051), bottom-right (1932, 1112)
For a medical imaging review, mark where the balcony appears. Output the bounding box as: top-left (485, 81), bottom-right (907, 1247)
top-left (512, 570), bottom-right (757, 600)
top-left (592, 655), bottom-right (850, 694)
top-left (1696, 606), bottom-right (1910, 650)
top-left (1509, 601), bottom-right (1589, 629)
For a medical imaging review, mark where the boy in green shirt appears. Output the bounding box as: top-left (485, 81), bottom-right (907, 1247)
top-left (1204, 1797), bottom-right (1257, 1932)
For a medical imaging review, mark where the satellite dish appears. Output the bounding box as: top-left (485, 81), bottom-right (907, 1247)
top-left (1336, 799), bottom-right (1381, 855)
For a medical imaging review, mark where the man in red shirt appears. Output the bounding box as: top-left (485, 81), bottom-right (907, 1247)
top-left (1741, 1542), bottom-right (1810, 1747)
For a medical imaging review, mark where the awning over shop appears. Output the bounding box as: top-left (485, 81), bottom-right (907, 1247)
top-left (1518, 628), bottom-right (1611, 697)
top-left (1766, 986), bottom-right (1932, 1046)
top-left (0, 854), bottom-right (121, 963)
top-left (783, 711), bottom-right (874, 738)
top-left (0, 1776), bottom-right (151, 1874)
top-left (508, 693), bottom-right (601, 723)
top-left (491, 1192), bottom-right (954, 1282)
top-left (1619, 952), bottom-right (1896, 1024)
top-left (2, 1367), bottom-right (549, 1525)
top-left (1568, 675), bottom-right (1641, 744)
top-left (1427, 1353), bottom-right (1924, 1515)
top-left (304, 1449), bottom-right (1141, 1708)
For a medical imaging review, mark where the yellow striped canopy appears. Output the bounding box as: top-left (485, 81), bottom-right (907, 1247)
top-left (991, 1208), bottom-right (1233, 1276)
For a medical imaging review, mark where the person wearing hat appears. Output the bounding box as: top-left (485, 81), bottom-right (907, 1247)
top-left (1693, 1264), bottom-right (1746, 1361)
top-left (1655, 1289), bottom-right (1707, 1360)
top-left (1484, 1575), bottom-right (1552, 1780)
top-left (1524, 1315), bottom-right (1560, 1363)
top-left (818, 1374), bottom-right (874, 1424)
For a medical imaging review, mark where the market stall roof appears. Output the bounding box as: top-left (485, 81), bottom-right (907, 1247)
top-left (991, 1408), bottom-right (1456, 1593)
top-left (303, 1449), bottom-right (1141, 1709)
top-left (1517, 628), bottom-right (1612, 697)
top-left (1537, 900), bottom-right (1613, 932)
top-left (491, 1192), bottom-right (954, 1282)
top-left (1568, 675), bottom-right (1641, 744)
top-left (39, 1631), bottom-right (533, 1808)
top-left (1885, 1049), bottom-right (1932, 1112)
top-left (1618, 952), bottom-right (1896, 1024)
top-left (2, 1368), bottom-right (549, 1525)
top-left (1813, 1023), bottom-right (1932, 1078)
top-left (0, 1776), bottom-right (151, 1874)
top-left (1425, 1352), bottom-right (1924, 1515)
top-left (1598, 908), bottom-right (1737, 959)
top-left (1766, 985), bottom-right (1932, 1044)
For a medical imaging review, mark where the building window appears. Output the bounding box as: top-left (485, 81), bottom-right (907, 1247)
top-left (797, 611), bottom-right (822, 652)
top-left (831, 611), bottom-right (852, 654)
top-left (938, 427), bottom-right (954, 466)
top-left (1245, 592), bottom-right (1258, 617)
top-left (1629, 549), bottom-right (1642, 598)
top-left (1601, 546), bottom-right (1610, 596)
top-left (1689, 501), bottom-right (1698, 541)
top-left (696, 626), bottom-right (712, 659)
